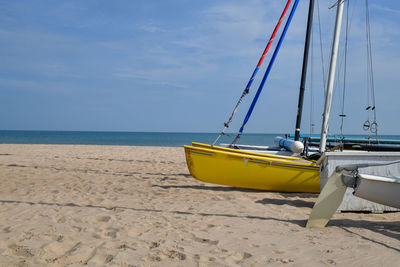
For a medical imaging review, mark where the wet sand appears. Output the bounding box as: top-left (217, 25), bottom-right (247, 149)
top-left (0, 144), bottom-right (399, 266)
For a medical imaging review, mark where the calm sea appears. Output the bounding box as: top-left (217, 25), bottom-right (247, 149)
top-left (0, 130), bottom-right (280, 147)
top-left (1, 131), bottom-right (399, 147)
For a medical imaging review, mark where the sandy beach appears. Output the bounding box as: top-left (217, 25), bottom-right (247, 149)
top-left (0, 144), bottom-right (399, 266)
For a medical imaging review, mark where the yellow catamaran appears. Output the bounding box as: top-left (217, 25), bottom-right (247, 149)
top-left (184, 0), bottom-right (321, 193)
top-left (185, 143), bottom-right (319, 192)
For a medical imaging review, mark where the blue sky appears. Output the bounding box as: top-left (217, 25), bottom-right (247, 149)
top-left (1, 0), bottom-right (399, 135)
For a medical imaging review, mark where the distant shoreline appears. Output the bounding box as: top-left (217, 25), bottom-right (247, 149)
top-left (0, 130), bottom-right (398, 147)
top-left (0, 131), bottom-right (278, 147)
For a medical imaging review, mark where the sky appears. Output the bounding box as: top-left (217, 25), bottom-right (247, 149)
top-left (1, 0), bottom-right (400, 135)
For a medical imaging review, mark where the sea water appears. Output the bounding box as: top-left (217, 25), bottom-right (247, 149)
top-left (0, 130), bottom-right (279, 147)
top-left (0, 130), bottom-right (398, 147)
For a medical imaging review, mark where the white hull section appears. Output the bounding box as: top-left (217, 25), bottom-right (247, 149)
top-left (319, 151), bottom-right (400, 211)
top-left (355, 174), bottom-right (400, 209)
top-left (219, 144), bottom-right (297, 156)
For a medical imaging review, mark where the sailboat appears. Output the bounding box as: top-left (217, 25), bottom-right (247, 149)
top-left (185, 142), bottom-right (320, 192)
top-left (184, 0), bottom-right (321, 193)
top-left (185, 0), bottom-right (400, 196)
top-left (305, 0), bottom-right (400, 224)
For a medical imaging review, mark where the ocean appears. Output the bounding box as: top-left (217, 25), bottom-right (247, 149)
top-left (0, 130), bottom-right (280, 147)
top-left (1, 130), bottom-right (399, 147)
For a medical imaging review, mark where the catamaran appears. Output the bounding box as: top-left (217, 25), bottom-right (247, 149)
top-left (185, 0), bottom-right (400, 197)
top-left (184, 0), bottom-right (321, 193)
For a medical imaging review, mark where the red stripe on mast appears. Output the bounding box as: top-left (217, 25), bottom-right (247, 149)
top-left (256, 0), bottom-right (292, 68)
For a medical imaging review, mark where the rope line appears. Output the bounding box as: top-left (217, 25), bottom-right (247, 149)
top-left (364, 0), bottom-right (378, 138)
top-left (316, 0), bottom-right (327, 91)
top-left (339, 0), bottom-right (349, 139)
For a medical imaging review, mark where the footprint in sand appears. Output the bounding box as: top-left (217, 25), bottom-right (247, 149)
top-left (104, 227), bottom-right (118, 239)
top-left (96, 216), bottom-right (111, 223)
top-left (192, 235), bottom-right (219, 245)
top-left (53, 235), bottom-right (64, 242)
top-left (225, 252), bottom-right (252, 264)
top-left (4, 244), bottom-right (34, 257)
top-left (147, 254), bottom-right (162, 262)
top-left (267, 257), bottom-right (295, 264)
top-left (164, 249), bottom-right (186, 261)
top-left (148, 241), bottom-right (161, 249)
top-left (104, 254), bottom-right (114, 264)
top-left (127, 227), bottom-right (151, 237)
top-left (57, 216), bottom-right (67, 223)
top-left (18, 231), bottom-right (34, 242)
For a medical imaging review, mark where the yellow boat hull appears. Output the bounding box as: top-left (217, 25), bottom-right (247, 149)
top-left (184, 143), bottom-right (320, 193)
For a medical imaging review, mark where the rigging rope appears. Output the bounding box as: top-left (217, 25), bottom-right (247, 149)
top-left (363, 0), bottom-right (378, 138)
top-left (333, 0), bottom-right (378, 141)
top-left (316, 0), bottom-right (327, 89)
top-left (212, 0), bottom-right (292, 146)
top-left (333, 0), bottom-right (355, 139)
top-left (309, 24), bottom-right (315, 134)
top-left (231, 0), bottom-right (300, 146)
top-left (339, 0), bottom-right (350, 139)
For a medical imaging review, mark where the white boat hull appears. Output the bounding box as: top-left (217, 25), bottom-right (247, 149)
top-left (354, 174), bottom-right (400, 209)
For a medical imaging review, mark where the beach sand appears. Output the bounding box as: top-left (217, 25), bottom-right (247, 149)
top-left (0, 144), bottom-right (399, 266)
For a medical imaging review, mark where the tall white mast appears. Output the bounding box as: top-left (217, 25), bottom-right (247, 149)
top-left (319, 0), bottom-right (345, 153)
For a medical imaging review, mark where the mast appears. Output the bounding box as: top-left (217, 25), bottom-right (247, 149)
top-left (319, 0), bottom-right (345, 153)
top-left (231, 0), bottom-right (300, 145)
top-left (294, 0), bottom-right (315, 141)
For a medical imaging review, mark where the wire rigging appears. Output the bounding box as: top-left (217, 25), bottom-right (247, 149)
top-left (309, 11), bottom-right (315, 135)
top-left (316, 0), bottom-right (327, 90)
top-left (331, 0), bottom-right (355, 138)
top-left (363, 0), bottom-right (378, 138)
top-left (339, 0), bottom-right (350, 138)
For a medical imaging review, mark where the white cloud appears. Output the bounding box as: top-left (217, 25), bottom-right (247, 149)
top-left (139, 21), bottom-right (165, 33)
top-left (370, 4), bottom-right (400, 15)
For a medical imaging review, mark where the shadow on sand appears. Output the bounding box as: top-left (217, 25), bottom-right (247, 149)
top-left (152, 184), bottom-right (267, 193)
top-left (255, 198), bottom-right (315, 208)
top-left (0, 198), bottom-right (304, 227)
top-left (1, 196), bottom-right (399, 252)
